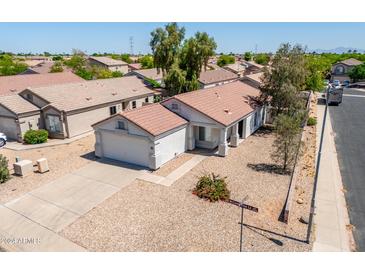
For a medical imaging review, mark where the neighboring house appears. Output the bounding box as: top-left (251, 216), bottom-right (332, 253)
top-left (223, 63), bottom-right (246, 77)
top-left (0, 94), bottom-right (42, 141)
top-left (331, 58), bottom-right (363, 82)
top-left (93, 103), bottom-right (188, 169)
top-left (88, 56), bottom-right (129, 74)
top-left (130, 68), bottom-right (163, 85)
top-left (241, 72), bottom-right (264, 89)
top-left (241, 61), bottom-right (264, 75)
top-left (0, 72), bottom-right (85, 96)
top-left (198, 68), bottom-right (239, 89)
top-left (20, 61), bottom-right (60, 75)
top-left (93, 81), bottom-right (264, 169)
top-left (19, 76), bottom-right (156, 139)
top-left (128, 63), bottom-right (142, 71)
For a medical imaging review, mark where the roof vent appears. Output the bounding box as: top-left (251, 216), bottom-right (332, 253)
top-left (224, 109), bottom-right (232, 115)
top-left (215, 92), bottom-right (221, 99)
top-left (85, 97), bottom-right (92, 101)
top-left (111, 92), bottom-right (117, 96)
top-left (10, 89), bottom-right (17, 92)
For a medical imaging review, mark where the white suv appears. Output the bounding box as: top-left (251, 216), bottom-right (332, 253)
top-left (0, 133), bottom-right (7, 148)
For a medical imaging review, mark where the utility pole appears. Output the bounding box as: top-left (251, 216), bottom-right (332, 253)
top-left (129, 36), bottom-right (134, 56)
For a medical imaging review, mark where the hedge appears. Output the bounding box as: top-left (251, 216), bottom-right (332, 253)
top-left (23, 129), bottom-right (48, 144)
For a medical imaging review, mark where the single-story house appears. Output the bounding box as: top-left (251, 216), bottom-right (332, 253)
top-left (198, 68), bottom-right (239, 89)
top-left (331, 58), bottom-right (363, 82)
top-left (93, 81), bottom-right (264, 169)
top-left (130, 68), bottom-right (163, 85)
top-left (0, 94), bottom-right (42, 141)
top-left (19, 76), bottom-right (157, 139)
top-left (88, 56), bottom-right (129, 74)
top-left (93, 103), bottom-right (188, 169)
top-left (241, 72), bottom-right (264, 89)
top-left (241, 61), bottom-right (264, 75)
top-left (0, 72), bottom-right (85, 96)
top-left (223, 63), bottom-right (246, 77)
top-left (20, 61), bottom-right (68, 75)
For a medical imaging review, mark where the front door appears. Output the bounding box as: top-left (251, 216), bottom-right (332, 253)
top-left (238, 119), bottom-right (246, 139)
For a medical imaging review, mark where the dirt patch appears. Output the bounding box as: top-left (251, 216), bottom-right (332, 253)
top-left (0, 134), bottom-right (96, 204)
top-left (153, 153), bottom-right (194, 177)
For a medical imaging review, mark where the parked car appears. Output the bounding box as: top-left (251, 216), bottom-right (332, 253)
top-left (327, 86), bottom-right (343, 106)
top-left (0, 133), bottom-right (7, 148)
top-left (333, 80), bottom-right (341, 87)
top-left (342, 80), bottom-right (350, 87)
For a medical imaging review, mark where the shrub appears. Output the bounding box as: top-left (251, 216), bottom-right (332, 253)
top-left (193, 173), bottom-right (230, 202)
top-left (307, 117), bottom-right (317, 126)
top-left (0, 154), bottom-right (10, 184)
top-left (23, 129), bottom-right (48, 144)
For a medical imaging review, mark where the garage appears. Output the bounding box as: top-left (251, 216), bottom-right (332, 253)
top-left (93, 104), bottom-right (188, 170)
top-left (100, 131), bottom-right (151, 167)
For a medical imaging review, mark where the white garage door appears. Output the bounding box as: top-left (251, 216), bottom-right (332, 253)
top-left (101, 131), bottom-right (151, 167)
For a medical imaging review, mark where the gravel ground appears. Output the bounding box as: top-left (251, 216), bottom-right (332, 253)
top-left (61, 129), bottom-right (313, 251)
top-left (153, 153), bottom-right (194, 177)
top-left (0, 134), bottom-right (96, 204)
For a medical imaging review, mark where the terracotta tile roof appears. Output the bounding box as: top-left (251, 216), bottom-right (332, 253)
top-left (167, 81), bottom-right (261, 127)
top-left (26, 76), bottom-right (155, 112)
top-left (0, 94), bottom-right (39, 114)
top-left (198, 69), bottom-right (238, 85)
top-left (0, 72), bottom-right (85, 96)
top-left (223, 63), bottom-right (246, 73)
top-left (244, 72), bottom-right (264, 84)
top-left (89, 56), bottom-right (128, 66)
top-left (128, 63), bottom-right (142, 70)
top-left (133, 68), bottom-right (163, 81)
top-left (120, 103), bottom-right (188, 136)
top-left (338, 58), bottom-right (363, 66)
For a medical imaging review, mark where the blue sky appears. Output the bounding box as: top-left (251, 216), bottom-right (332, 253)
top-left (1, 22), bottom-right (365, 54)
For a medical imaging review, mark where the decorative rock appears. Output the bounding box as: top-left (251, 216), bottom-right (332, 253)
top-left (300, 216), bottom-right (309, 224)
top-left (297, 198), bottom-right (304, 204)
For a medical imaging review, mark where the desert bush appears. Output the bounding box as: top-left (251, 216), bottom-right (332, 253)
top-left (193, 173), bottom-right (230, 202)
top-left (307, 117), bottom-right (317, 126)
top-left (0, 154), bottom-right (10, 184)
top-left (23, 129), bottom-right (48, 144)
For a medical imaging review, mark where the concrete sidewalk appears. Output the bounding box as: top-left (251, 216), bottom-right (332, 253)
top-left (312, 103), bottom-right (352, 251)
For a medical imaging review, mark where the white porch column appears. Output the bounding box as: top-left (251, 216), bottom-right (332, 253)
top-left (94, 130), bottom-right (103, 158)
top-left (230, 123), bottom-right (239, 147)
top-left (187, 124), bottom-right (195, 151)
top-left (218, 127), bottom-right (228, 156)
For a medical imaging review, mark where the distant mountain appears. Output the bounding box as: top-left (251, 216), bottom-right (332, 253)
top-left (310, 47), bottom-right (365, 54)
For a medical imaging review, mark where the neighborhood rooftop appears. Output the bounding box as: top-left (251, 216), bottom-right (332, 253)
top-left (116, 103), bottom-right (188, 136)
top-left (89, 56), bottom-right (128, 66)
top-left (338, 58), bottom-right (363, 66)
top-left (24, 75), bottom-right (156, 112)
top-left (133, 68), bottom-right (163, 81)
top-left (198, 68), bottom-right (238, 85)
top-left (0, 94), bottom-right (39, 114)
top-left (166, 80), bottom-right (261, 126)
top-left (245, 72), bottom-right (264, 84)
top-left (0, 72), bottom-right (85, 96)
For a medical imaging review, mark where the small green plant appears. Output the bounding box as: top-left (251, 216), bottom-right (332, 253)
top-left (23, 129), bottom-right (48, 144)
top-left (307, 117), bottom-right (317, 126)
top-left (0, 154), bottom-right (10, 184)
top-left (193, 173), bottom-right (230, 202)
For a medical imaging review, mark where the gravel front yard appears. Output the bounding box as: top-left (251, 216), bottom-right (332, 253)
top-left (61, 129), bottom-right (313, 251)
top-left (0, 134), bottom-right (96, 204)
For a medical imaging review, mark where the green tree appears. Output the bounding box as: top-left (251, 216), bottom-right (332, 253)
top-left (272, 114), bottom-right (302, 172)
top-left (260, 43), bottom-right (308, 116)
top-left (64, 49), bottom-right (86, 71)
top-left (163, 61), bottom-right (186, 96)
top-left (139, 55), bottom-right (154, 69)
top-left (244, 51), bottom-right (253, 61)
top-left (52, 55), bottom-right (63, 61)
top-left (150, 22), bottom-right (185, 76)
top-left (254, 53), bottom-right (270, 65)
top-left (217, 55), bottom-right (235, 67)
top-left (50, 61), bottom-right (64, 73)
top-left (120, 54), bottom-right (132, 64)
top-left (349, 64), bottom-right (365, 82)
top-left (0, 54), bottom-right (28, 75)
top-left (0, 154), bottom-right (10, 184)
top-left (195, 32), bottom-right (217, 71)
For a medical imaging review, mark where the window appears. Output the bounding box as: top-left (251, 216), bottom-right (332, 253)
top-left (171, 103), bottom-right (179, 110)
top-left (132, 101), bottom-right (137, 109)
top-left (254, 112), bottom-right (258, 127)
top-left (122, 102), bottom-right (127, 110)
top-left (335, 65), bottom-right (345, 75)
top-left (26, 93), bottom-right (33, 101)
top-left (110, 106), bottom-right (117, 115)
top-left (145, 97), bottom-right (149, 103)
top-left (198, 126), bottom-right (206, 141)
top-left (117, 120), bottom-right (126, 130)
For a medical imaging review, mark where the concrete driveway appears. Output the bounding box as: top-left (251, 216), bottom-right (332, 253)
top-left (0, 159), bottom-right (146, 251)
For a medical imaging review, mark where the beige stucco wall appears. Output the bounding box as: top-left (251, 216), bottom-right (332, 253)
top-left (0, 116), bottom-right (19, 140)
top-left (18, 113), bottom-right (42, 136)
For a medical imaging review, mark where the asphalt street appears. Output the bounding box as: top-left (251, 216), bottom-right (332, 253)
top-left (329, 88), bottom-right (365, 251)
